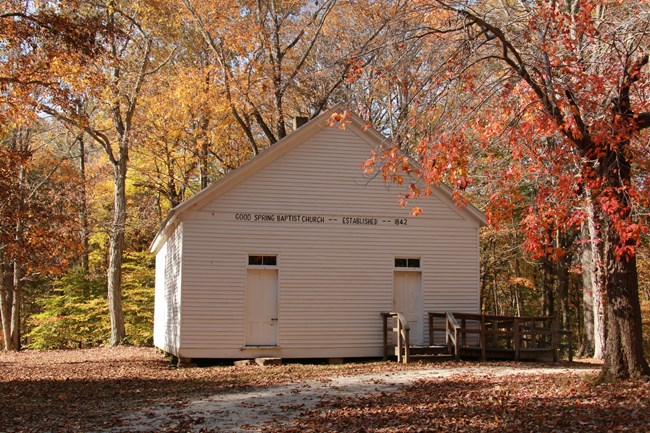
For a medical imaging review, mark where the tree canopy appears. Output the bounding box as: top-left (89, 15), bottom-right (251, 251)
top-left (1, 0), bottom-right (648, 380)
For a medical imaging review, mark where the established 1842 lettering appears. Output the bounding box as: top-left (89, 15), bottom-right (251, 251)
top-left (342, 217), bottom-right (378, 225)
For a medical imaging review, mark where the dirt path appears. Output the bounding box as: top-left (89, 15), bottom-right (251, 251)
top-left (114, 364), bottom-right (600, 432)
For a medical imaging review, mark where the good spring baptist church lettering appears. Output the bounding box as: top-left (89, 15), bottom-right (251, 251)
top-left (233, 212), bottom-right (409, 226)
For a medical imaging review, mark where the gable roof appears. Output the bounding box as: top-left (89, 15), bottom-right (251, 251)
top-left (150, 105), bottom-right (487, 253)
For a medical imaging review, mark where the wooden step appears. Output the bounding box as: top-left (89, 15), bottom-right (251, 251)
top-left (408, 353), bottom-right (455, 362)
top-left (411, 345), bottom-right (449, 355)
top-left (393, 345), bottom-right (450, 356)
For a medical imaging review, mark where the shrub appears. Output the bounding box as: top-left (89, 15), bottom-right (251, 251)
top-left (26, 252), bottom-right (154, 349)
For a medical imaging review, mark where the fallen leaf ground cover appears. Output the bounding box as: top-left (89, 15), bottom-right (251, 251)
top-left (1, 347), bottom-right (640, 432)
top-left (267, 373), bottom-right (650, 433)
top-left (0, 346), bottom-right (447, 432)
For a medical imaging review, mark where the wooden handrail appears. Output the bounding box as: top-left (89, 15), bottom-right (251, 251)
top-left (386, 311), bottom-right (574, 363)
top-left (447, 312), bottom-right (557, 322)
top-left (446, 312), bottom-right (461, 360)
top-left (427, 311), bottom-right (574, 362)
top-left (381, 312), bottom-right (410, 363)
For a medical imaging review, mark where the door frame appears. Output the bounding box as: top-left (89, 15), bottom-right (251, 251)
top-left (244, 254), bottom-right (279, 347)
top-left (392, 266), bottom-right (423, 345)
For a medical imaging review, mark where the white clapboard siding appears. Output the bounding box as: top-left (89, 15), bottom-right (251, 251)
top-left (168, 119), bottom-right (482, 358)
top-left (203, 129), bottom-right (463, 220)
top-left (153, 222), bottom-right (183, 355)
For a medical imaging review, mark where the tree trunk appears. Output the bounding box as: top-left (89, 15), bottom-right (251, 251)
top-left (542, 258), bottom-right (555, 317)
top-left (556, 232), bottom-right (572, 329)
top-left (492, 271), bottom-right (500, 315)
top-left (199, 136), bottom-right (209, 190)
top-left (584, 199), bottom-right (607, 359)
top-left (0, 261), bottom-right (14, 351)
top-left (11, 252), bottom-right (21, 351)
top-left (480, 270), bottom-right (488, 314)
top-left (580, 221), bottom-right (596, 357)
top-left (197, 105), bottom-right (211, 190)
top-left (592, 266), bottom-right (607, 359)
top-left (9, 163), bottom-right (25, 351)
top-left (275, 95), bottom-right (287, 141)
top-left (513, 258), bottom-right (523, 316)
top-left (78, 134), bottom-right (89, 272)
top-left (598, 146), bottom-right (649, 379)
top-left (602, 229), bottom-right (650, 379)
top-left (107, 157), bottom-right (127, 346)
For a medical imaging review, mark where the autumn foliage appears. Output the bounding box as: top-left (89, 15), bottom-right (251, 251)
top-left (361, 0), bottom-right (650, 379)
top-left (1, 0), bottom-right (649, 382)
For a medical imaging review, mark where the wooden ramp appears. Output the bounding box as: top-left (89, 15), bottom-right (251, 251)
top-left (382, 312), bottom-right (573, 364)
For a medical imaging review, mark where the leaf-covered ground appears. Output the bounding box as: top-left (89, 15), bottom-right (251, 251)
top-left (1, 347), bottom-right (646, 432)
top-left (266, 373), bottom-right (649, 433)
top-left (0, 346), bottom-right (448, 432)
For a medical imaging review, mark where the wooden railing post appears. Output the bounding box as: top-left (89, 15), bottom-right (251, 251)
top-left (382, 312), bottom-right (414, 364)
top-left (429, 313), bottom-right (434, 346)
top-left (445, 315), bottom-right (451, 352)
top-left (396, 317), bottom-right (402, 364)
top-left (445, 312), bottom-right (461, 360)
top-left (445, 312), bottom-right (448, 355)
top-left (404, 326), bottom-right (410, 364)
top-left (551, 317), bottom-right (559, 362)
top-left (513, 317), bottom-right (521, 362)
top-left (461, 318), bottom-right (467, 347)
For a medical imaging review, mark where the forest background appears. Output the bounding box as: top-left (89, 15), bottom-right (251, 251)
top-left (1, 0), bottom-right (649, 377)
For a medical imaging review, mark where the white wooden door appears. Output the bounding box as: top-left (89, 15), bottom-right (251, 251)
top-left (245, 269), bottom-right (278, 346)
top-left (393, 271), bottom-right (423, 345)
